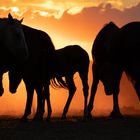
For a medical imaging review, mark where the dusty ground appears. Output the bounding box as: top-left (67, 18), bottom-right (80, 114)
top-left (0, 116), bottom-right (140, 140)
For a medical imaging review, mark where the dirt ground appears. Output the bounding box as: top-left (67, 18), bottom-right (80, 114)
top-left (0, 116), bottom-right (140, 140)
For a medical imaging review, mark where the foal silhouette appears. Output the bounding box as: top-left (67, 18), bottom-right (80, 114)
top-left (88, 21), bottom-right (140, 118)
top-left (9, 25), bottom-right (89, 120)
top-left (0, 13), bottom-right (28, 96)
top-left (43, 45), bottom-right (89, 120)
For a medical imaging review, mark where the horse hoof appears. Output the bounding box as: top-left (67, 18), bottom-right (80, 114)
top-left (83, 116), bottom-right (88, 121)
top-left (46, 117), bottom-right (51, 122)
top-left (110, 111), bottom-right (123, 118)
top-left (33, 116), bottom-right (43, 122)
top-left (87, 113), bottom-right (93, 120)
top-left (61, 115), bottom-right (67, 120)
top-left (20, 117), bottom-right (28, 122)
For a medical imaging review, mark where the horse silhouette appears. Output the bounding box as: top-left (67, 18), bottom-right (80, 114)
top-left (0, 13), bottom-right (28, 96)
top-left (88, 21), bottom-right (140, 118)
top-left (43, 45), bottom-right (89, 120)
top-left (9, 25), bottom-right (89, 120)
top-left (9, 24), bottom-right (56, 120)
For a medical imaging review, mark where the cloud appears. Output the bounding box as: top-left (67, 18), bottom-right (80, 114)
top-left (67, 7), bottom-right (83, 15)
top-left (0, 0), bottom-right (140, 19)
top-left (0, 0), bottom-right (140, 51)
top-left (18, 2), bottom-right (138, 59)
top-left (44, 2), bottom-right (140, 40)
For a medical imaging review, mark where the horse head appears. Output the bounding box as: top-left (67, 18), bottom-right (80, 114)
top-left (0, 13), bottom-right (28, 65)
top-left (97, 62), bottom-right (122, 95)
top-left (8, 67), bottom-right (23, 93)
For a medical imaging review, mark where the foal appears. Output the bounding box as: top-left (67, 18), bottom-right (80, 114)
top-left (43, 45), bottom-right (89, 119)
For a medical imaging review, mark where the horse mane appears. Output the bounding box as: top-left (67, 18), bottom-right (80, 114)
top-left (0, 18), bottom-right (11, 26)
top-left (103, 21), bottom-right (117, 28)
top-left (0, 17), bottom-right (20, 25)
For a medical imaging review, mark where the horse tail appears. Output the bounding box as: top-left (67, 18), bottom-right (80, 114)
top-left (50, 76), bottom-right (68, 89)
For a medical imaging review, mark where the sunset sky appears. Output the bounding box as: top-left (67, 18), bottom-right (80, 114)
top-left (0, 0), bottom-right (140, 118)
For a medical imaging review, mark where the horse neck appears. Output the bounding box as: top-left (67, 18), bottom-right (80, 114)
top-left (22, 24), bottom-right (56, 55)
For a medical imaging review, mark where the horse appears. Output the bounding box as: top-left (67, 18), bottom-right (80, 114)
top-left (9, 24), bottom-right (56, 120)
top-left (43, 45), bottom-right (89, 120)
top-left (87, 21), bottom-right (140, 118)
top-left (8, 24), bottom-right (89, 120)
top-left (0, 13), bottom-right (28, 96)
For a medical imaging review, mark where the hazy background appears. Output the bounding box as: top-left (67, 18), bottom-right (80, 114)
top-left (0, 0), bottom-right (140, 118)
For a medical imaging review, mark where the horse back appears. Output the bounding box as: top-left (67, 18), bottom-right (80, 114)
top-left (56, 45), bottom-right (89, 64)
top-left (54, 45), bottom-right (89, 74)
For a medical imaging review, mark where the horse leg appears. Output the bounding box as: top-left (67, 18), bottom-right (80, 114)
top-left (0, 75), bottom-right (4, 96)
top-left (110, 92), bottom-right (122, 118)
top-left (44, 83), bottom-right (52, 121)
top-left (79, 70), bottom-right (89, 119)
top-left (21, 84), bottom-right (34, 121)
top-left (87, 63), bottom-right (99, 118)
top-left (61, 76), bottom-right (76, 119)
top-left (33, 86), bottom-right (45, 121)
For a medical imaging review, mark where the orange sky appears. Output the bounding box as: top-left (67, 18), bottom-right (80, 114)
top-left (0, 0), bottom-right (140, 118)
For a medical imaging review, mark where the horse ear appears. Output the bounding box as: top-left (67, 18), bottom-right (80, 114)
top-left (20, 18), bottom-right (23, 23)
top-left (8, 13), bottom-right (14, 23)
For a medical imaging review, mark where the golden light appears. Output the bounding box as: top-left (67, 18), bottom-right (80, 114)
top-left (0, 0), bottom-right (139, 117)
top-left (107, 0), bottom-right (123, 10)
top-left (32, 10), bottom-right (49, 17)
top-left (11, 7), bottom-right (20, 13)
top-left (12, 0), bottom-right (17, 2)
top-left (67, 6), bottom-right (83, 15)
